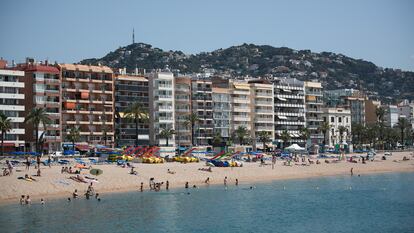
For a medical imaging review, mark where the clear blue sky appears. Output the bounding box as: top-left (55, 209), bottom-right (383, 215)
top-left (1, 0), bottom-right (413, 71)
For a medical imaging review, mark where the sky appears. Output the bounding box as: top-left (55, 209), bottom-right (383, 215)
top-left (1, 0), bottom-right (413, 71)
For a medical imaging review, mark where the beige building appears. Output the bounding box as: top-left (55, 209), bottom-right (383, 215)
top-left (60, 64), bottom-right (115, 148)
top-left (304, 81), bottom-right (324, 146)
top-left (175, 76), bottom-right (192, 147)
top-left (365, 99), bottom-right (381, 125)
top-left (248, 79), bottom-right (274, 150)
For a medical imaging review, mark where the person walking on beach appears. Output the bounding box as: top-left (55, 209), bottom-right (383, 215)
top-left (235, 179), bottom-right (239, 186)
top-left (25, 157), bottom-right (30, 170)
top-left (224, 177), bottom-right (227, 187)
top-left (140, 182), bottom-right (144, 192)
top-left (47, 156), bottom-right (51, 168)
top-left (185, 182), bottom-right (189, 189)
top-left (350, 168), bottom-right (354, 176)
top-left (166, 180), bottom-right (169, 190)
top-left (205, 177), bottom-right (210, 184)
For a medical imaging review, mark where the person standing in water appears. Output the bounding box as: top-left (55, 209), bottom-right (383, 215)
top-left (235, 178), bottom-right (239, 186)
top-left (224, 177), bottom-right (227, 187)
top-left (350, 168), bottom-right (354, 176)
top-left (166, 180), bottom-right (169, 190)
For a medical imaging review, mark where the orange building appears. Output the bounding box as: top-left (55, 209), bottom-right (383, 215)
top-left (59, 64), bottom-right (114, 148)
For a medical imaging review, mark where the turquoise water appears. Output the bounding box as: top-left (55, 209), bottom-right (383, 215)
top-left (1, 173), bottom-right (414, 233)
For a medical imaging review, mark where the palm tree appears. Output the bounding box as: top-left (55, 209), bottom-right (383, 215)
top-left (102, 126), bottom-right (108, 146)
top-left (24, 108), bottom-right (51, 157)
top-left (376, 106), bottom-right (386, 149)
top-left (124, 102), bottom-right (148, 146)
top-left (212, 132), bottom-right (223, 146)
top-left (185, 112), bottom-right (199, 146)
top-left (318, 121), bottom-right (331, 150)
top-left (352, 123), bottom-right (366, 148)
top-left (300, 127), bottom-right (310, 147)
top-left (338, 126), bottom-right (348, 145)
top-left (375, 106), bottom-right (386, 123)
top-left (235, 126), bottom-right (248, 145)
top-left (396, 117), bottom-right (410, 149)
top-left (280, 130), bottom-right (291, 149)
top-left (66, 127), bottom-right (80, 155)
top-left (159, 128), bottom-right (175, 147)
top-left (0, 113), bottom-right (12, 156)
top-left (257, 131), bottom-right (271, 152)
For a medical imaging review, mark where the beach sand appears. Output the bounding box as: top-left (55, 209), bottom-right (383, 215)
top-left (1, 151), bottom-right (413, 204)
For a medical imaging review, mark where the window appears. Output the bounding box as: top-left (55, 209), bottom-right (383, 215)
top-left (338, 117), bottom-right (342, 123)
top-left (331, 117), bottom-right (334, 123)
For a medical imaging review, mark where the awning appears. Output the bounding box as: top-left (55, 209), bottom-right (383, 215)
top-left (65, 102), bottom-right (76, 109)
top-left (76, 145), bottom-right (90, 151)
top-left (81, 92), bottom-right (89, 99)
top-left (282, 89), bottom-right (292, 93)
top-left (277, 115), bottom-right (288, 120)
top-left (277, 97), bottom-right (287, 101)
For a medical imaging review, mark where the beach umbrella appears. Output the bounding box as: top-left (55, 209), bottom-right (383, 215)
top-left (90, 168), bottom-right (103, 176)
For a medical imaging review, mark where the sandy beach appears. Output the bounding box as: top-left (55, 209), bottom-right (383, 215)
top-left (1, 151), bottom-right (413, 205)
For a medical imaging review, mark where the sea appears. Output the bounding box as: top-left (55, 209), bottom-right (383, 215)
top-left (0, 172), bottom-right (413, 233)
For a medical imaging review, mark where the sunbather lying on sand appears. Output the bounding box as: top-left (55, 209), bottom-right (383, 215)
top-left (198, 167), bottom-right (212, 172)
top-left (18, 174), bottom-right (37, 182)
top-left (70, 175), bottom-right (88, 183)
top-left (167, 169), bottom-right (176, 174)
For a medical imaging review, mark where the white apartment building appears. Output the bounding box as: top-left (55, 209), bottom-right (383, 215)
top-left (212, 87), bottom-right (231, 141)
top-left (0, 69), bottom-right (25, 151)
top-left (148, 71), bottom-right (175, 146)
top-left (273, 78), bottom-right (306, 146)
top-left (384, 105), bottom-right (399, 128)
top-left (322, 107), bottom-right (352, 147)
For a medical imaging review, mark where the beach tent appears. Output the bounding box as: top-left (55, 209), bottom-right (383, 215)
top-left (285, 144), bottom-right (306, 152)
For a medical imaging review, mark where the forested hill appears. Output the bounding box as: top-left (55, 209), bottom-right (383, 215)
top-left (80, 43), bottom-right (414, 103)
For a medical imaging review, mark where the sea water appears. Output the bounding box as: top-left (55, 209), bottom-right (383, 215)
top-left (1, 172), bottom-right (413, 233)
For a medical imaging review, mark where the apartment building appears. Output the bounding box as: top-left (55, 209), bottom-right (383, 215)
top-left (212, 87), bottom-right (231, 141)
top-left (230, 80), bottom-right (252, 140)
top-left (114, 73), bottom-right (149, 147)
top-left (322, 107), bottom-right (352, 147)
top-left (0, 64), bottom-right (25, 152)
top-left (304, 81), bottom-right (324, 146)
top-left (365, 99), bottom-right (381, 125)
top-left (148, 71), bottom-right (175, 146)
top-left (384, 105), bottom-right (399, 128)
top-left (248, 79), bottom-right (274, 150)
top-left (324, 89), bottom-right (366, 125)
top-left (191, 78), bottom-right (213, 146)
top-left (397, 100), bottom-right (414, 129)
top-left (16, 59), bottom-right (62, 152)
top-left (59, 64), bottom-right (115, 147)
top-left (174, 76), bottom-right (192, 147)
top-left (273, 78), bottom-right (306, 146)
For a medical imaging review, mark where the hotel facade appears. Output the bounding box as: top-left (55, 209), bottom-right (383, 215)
top-left (0, 62), bottom-right (25, 152)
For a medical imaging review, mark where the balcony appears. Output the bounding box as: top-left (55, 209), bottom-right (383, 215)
top-left (255, 126), bottom-right (273, 131)
top-left (255, 101), bottom-right (273, 106)
top-left (275, 121), bottom-right (306, 126)
top-left (233, 98), bottom-right (249, 104)
top-left (233, 116), bottom-right (250, 121)
top-left (306, 109), bottom-right (323, 114)
top-left (274, 103), bottom-right (305, 108)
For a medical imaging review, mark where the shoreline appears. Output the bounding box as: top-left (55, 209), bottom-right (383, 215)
top-left (1, 151), bottom-right (413, 205)
top-left (1, 169), bottom-right (413, 206)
